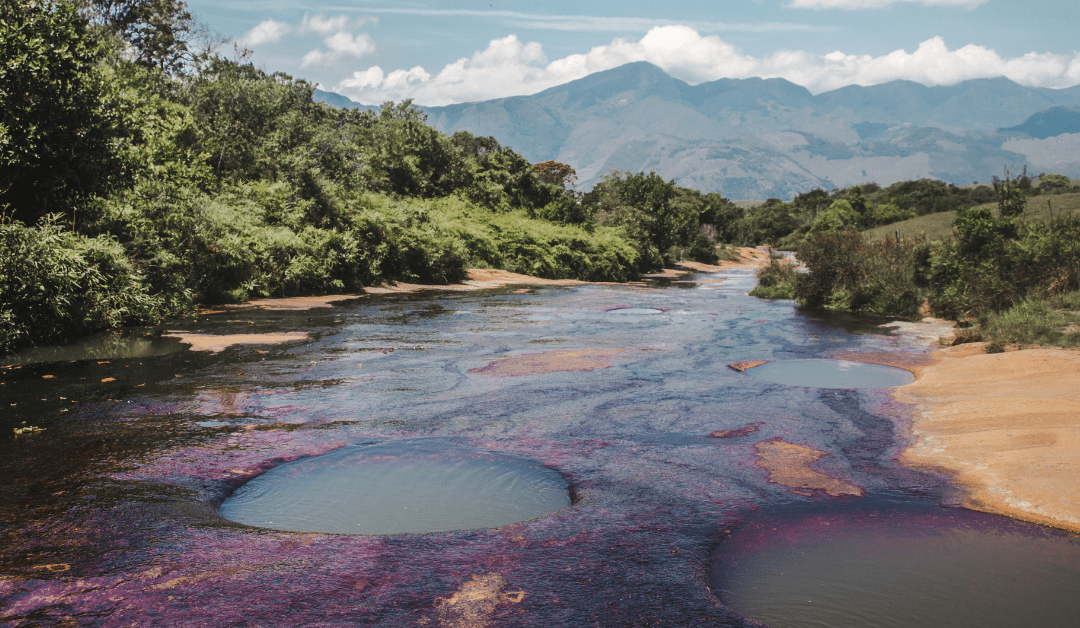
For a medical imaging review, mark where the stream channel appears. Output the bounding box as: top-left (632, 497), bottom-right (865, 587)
top-left (2, 268), bottom-right (1078, 626)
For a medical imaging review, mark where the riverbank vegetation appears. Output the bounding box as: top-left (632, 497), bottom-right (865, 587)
top-left (754, 174), bottom-right (1080, 350)
top-left (0, 0), bottom-right (728, 354)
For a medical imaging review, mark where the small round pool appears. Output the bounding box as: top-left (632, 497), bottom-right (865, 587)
top-left (743, 359), bottom-right (913, 389)
top-left (219, 440), bottom-right (571, 535)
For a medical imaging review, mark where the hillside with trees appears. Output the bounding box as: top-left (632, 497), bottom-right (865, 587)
top-left (0, 0), bottom-right (744, 354)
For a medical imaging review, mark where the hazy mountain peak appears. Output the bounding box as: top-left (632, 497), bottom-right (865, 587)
top-left (532, 61), bottom-right (691, 108)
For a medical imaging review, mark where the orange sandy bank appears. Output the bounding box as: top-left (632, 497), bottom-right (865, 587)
top-left (892, 344), bottom-right (1080, 533)
top-left (162, 332), bottom-right (309, 353)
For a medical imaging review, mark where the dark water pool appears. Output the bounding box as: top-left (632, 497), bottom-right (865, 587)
top-left (1, 268), bottom-right (1075, 627)
top-left (1, 331), bottom-right (187, 365)
top-left (743, 358), bottom-right (915, 389)
top-left (220, 440), bottom-right (571, 534)
top-left (711, 498), bottom-right (1080, 628)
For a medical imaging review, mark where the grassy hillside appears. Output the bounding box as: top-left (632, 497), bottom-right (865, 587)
top-left (863, 192), bottom-right (1080, 240)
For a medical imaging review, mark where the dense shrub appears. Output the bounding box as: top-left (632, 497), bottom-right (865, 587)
top-left (0, 216), bottom-right (185, 351)
top-left (794, 231), bottom-right (924, 318)
top-left (926, 213), bottom-right (1080, 319)
top-left (749, 257), bottom-right (799, 299)
top-left (685, 233), bottom-right (720, 264)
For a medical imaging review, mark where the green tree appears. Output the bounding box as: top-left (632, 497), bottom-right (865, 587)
top-left (810, 199), bottom-right (859, 232)
top-left (83, 0), bottom-right (194, 74)
top-left (1039, 173), bottom-right (1071, 193)
top-left (0, 0), bottom-right (129, 226)
top-left (992, 172), bottom-right (1027, 219)
top-left (586, 171), bottom-right (696, 264)
top-left (793, 188), bottom-right (830, 221)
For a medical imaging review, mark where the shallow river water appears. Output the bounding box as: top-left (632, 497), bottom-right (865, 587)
top-left (2, 268), bottom-right (1078, 627)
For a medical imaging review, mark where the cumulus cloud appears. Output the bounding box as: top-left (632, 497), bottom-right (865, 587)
top-left (789, 0), bottom-right (986, 8)
top-left (239, 14), bottom-right (378, 68)
top-left (301, 14), bottom-right (351, 36)
top-left (238, 20), bottom-right (292, 47)
top-left (301, 32), bottom-right (376, 67)
top-left (333, 26), bottom-right (1080, 106)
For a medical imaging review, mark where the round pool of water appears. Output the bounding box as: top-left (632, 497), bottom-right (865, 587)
top-left (743, 359), bottom-right (914, 389)
top-left (219, 440), bottom-right (571, 535)
top-left (711, 500), bottom-right (1080, 628)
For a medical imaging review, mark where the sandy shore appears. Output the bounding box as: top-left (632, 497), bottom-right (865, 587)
top-left (888, 344), bottom-right (1080, 533)
top-left (843, 333), bottom-right (1080, 534)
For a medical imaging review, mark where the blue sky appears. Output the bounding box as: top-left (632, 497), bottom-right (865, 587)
top-left (187, 0), bottom-right (1080, 105)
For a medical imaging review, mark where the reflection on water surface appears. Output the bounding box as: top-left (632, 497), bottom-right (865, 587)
top-left (2, 331), bottom-right (186, 365)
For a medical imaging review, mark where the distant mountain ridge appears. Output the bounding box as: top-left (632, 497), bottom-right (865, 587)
top-left (315, 63), bottom-right (1080, 199)
top-left (1002, 106), bottom-right (1080, 139)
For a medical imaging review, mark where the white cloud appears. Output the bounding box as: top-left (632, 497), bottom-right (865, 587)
top-left (301, 33), bottom-right (377, 68)
top-left (301, 14), bottom-right (351, 36)
top-left (333, 26), bottom-right (1080, 106)
top-left (789, 0), bottom-right (987, 8)
top-left (238, 20), bottom-right (292, 47)
top-left (241, 14), bottom-right (374, 68)
top-left (339, 66), bottom-right (433, 101)
top-left (324, 32), bottom-right (376, 58)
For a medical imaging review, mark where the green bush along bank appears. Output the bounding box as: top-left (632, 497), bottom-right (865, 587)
top-left (770, 175), bottom-right (1080, 349)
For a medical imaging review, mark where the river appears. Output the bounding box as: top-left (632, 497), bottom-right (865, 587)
top-left (2, 268), bottom-right (1077, 627)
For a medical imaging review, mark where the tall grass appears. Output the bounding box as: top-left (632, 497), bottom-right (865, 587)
top-left (980, 292), bottom-right (1080, 348)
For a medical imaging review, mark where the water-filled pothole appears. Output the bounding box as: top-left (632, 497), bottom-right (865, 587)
top-left (219, 440), bottom-right (571, 535)
top-left (711, 500), bottom-right (1080, 628)
top-left (743, 358), bottom-right (913, 388)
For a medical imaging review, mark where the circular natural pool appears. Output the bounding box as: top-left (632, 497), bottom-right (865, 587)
top-left (219, 440), bottom-right (571, 535)
top-left (743, 358), bottom-right (914, 389)
top-left (711, 500), bottom-right (1080, 628)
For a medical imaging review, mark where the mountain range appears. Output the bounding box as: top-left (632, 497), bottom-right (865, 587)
top-left (315, 63), bottom-right (1080, 200)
